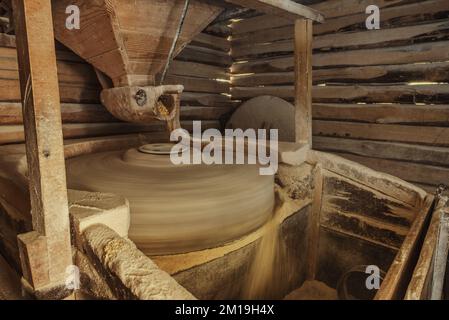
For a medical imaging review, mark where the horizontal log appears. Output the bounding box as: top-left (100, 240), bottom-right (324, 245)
top-left (0, 33), bottom-right (15, 48)
top-left (177, 45), bottom-right (233, 67)
top-left (1, 36), bottom-right (230, 82)
top-left (205, 20), bottom-right (232, 37)
top-left (0, 103), bottom-right (115, 124)
top-left (231, 41), bottom-right (449, 73)
top-left (191, 32), bottom-right (230, 52)
top-left (180, 106), bottom-right (234, 120)
top-left (0, 121), bottom-right (221, 145)
top-left (231, 0), bottom-right (449, 36)
top-left (165, 75), bottom-right (229, 94)
top-left (181, 92), bottom-right (239, 107)
top-left (313, 103), bottom-right (449, 125)
top-left (0, 78), bottom-right (100, 103)
top-left (313, 120), bottom-right (449, 146)
top-left (168, 60), bottom-right (229, 79)
top-left (315, 0), bottom-right (449, 35)
top-left (0, 58), bottom-right (100, 87)
top-left (310, 0), bottom-right (408, 20)
top-left (225, 0), bottom-right (324, 22)
top-left (314, 136), bottom-right (449, 168)
top-left (232, 62), bottom-right (449, 85)
top-left (231, 84), bottom-right (449, 104)
top-left (331, 152), bottom-right (449, 187)
top-left (232, 20), bottom-right (449, 58)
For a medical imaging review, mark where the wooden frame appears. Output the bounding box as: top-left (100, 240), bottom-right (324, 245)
top-left (294, 19), bottom-right (313, 146)
top-left (225, 0), bottom-right (324, 22)
top-left (12, 0), bottom-right (72, 298)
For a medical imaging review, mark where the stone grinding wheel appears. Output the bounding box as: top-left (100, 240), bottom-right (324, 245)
top-left (66, 147), bottom-right (275, 256)
top-left (226, 96), bottom-right (295, 142)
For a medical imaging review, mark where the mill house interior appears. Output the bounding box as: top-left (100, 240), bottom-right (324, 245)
top-left (0, 0), bottom-right (448, 301)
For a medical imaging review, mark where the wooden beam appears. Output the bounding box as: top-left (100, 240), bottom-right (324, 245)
top-left (294, 19), bottom-right (313, 146)
top-left (12, 0), bottom-right (72, 297)
top-left (225, 0), bottom-right (324, 22)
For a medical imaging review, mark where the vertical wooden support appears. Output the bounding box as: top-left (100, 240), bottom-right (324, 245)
top-left (12, 0), bottom-right (72, 298)
top-left (294, 19), bottom-right (313, 146)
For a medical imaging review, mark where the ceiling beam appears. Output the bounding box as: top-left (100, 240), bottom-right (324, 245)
top-left (224, 0), bottom-right (325, 22)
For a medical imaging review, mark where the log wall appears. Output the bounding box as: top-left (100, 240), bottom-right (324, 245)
top-left (230, 0), bottom-right (449, 191)
top-left (0, 22), bottom-right (233, 145)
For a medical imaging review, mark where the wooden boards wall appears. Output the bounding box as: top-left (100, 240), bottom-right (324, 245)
top-left (230, 0), bottom-right (449, 191)
top-left (0, 24), bottom-right (232, 145)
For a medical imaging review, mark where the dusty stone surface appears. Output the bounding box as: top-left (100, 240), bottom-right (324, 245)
top-left (68, 190), bottom-right (130, 248)
top-left (73, 248), bottom-right (115, 300)
top-left (83, 224), bottom-right (195, 300)
top-left (276, 163), bottom-right (314, 201)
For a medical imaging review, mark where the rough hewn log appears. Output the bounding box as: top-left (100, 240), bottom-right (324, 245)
top-left (314, 137), bottom-right (449, 168)
top-left (231, 84), bottom-right (449, 104)
top-left (313, 121), bottom-right (449, 146)
top-left (333, 152), bottom-right (449, 187)
top-left (232, 62), bottom-right (449, 86)
top-left (0, 121), bottom-right (221, 145)
top-left (231, 41), bottom-right (449, 73)
top-left (232, 20), bottom-right (449, 58)
top-left (225, 0), bottom-right (324, 22)
top-left (312, 103), bottom-right (449, 125)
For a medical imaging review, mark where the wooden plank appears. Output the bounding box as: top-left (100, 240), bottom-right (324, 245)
top-left (294, 19), bottom-right (312, 145)
top-left (315, 0), bottom-right (449, 35)
top-left (231, 41), bottom-right (449, 73)
top-left (176, 45), bottom-right (233, 67)
top-left (232, 62), bottom-right (449, 85)
top-left (168, 60), bottom-right (229, 79)
top-left (12, 0), bottom-right (72, 291)
top-left (0, 78), bottom-right (100, 103)
top-left (181, 92), bottom-right (239, 107)
top-left (311, 0), bottom-right (407, 20)
top-left (312, 103), bottom-right (449, 125)
top-left (0, 102), bottom-right (117, 124)
top-left (164, 75), bottom-right (229, 94)
top-left (307, 150), bottom-right (427, 207)
top-left (314, 137), bottom-right (449, 169)
top-left (405, 199), bottom-right (448, 300)
top-left (180, 106), bottom-right (233, 120)
top-left (0, 121), bottom-right (221, 145)
top-left (321, 172), bottom-right (413, 249)
top-left (313, 120), bottom-right (449, 146)
top-left (191, 32), bottom-right (230, 52)
top-left (332, 152), bottom-right (449, 187)
top-left (225, 0), bottom-right (324, 22)
top-left (231, 85), bottom-right (449, 104)
top-left (0, 56), bottom-right (100, 86)
top-left (232, 20), bottom-right (449, 58)
top-left (375, 196), bottom-right (434, 300)
top-left (232, 0), bottom-right (449, 41)
top-left (232, 0), bottom-right (443, 35)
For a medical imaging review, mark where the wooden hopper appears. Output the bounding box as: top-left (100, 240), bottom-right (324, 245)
top-left (51, 0), bottom-right (224, 124)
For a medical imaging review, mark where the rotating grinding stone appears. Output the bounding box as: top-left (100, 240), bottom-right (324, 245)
top-left (66, 144), bottom-right (274, 256)
top-left (226, 96), bottom-right (295, 142)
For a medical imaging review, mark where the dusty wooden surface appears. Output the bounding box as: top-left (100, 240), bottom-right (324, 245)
top-left (13, 0), bottom-right (72, 291)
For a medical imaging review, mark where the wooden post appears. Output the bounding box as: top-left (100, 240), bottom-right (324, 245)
top-left (12, 0), bottom-right (72, 298)
top-left (294, 19), bottom-right (313, 146)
